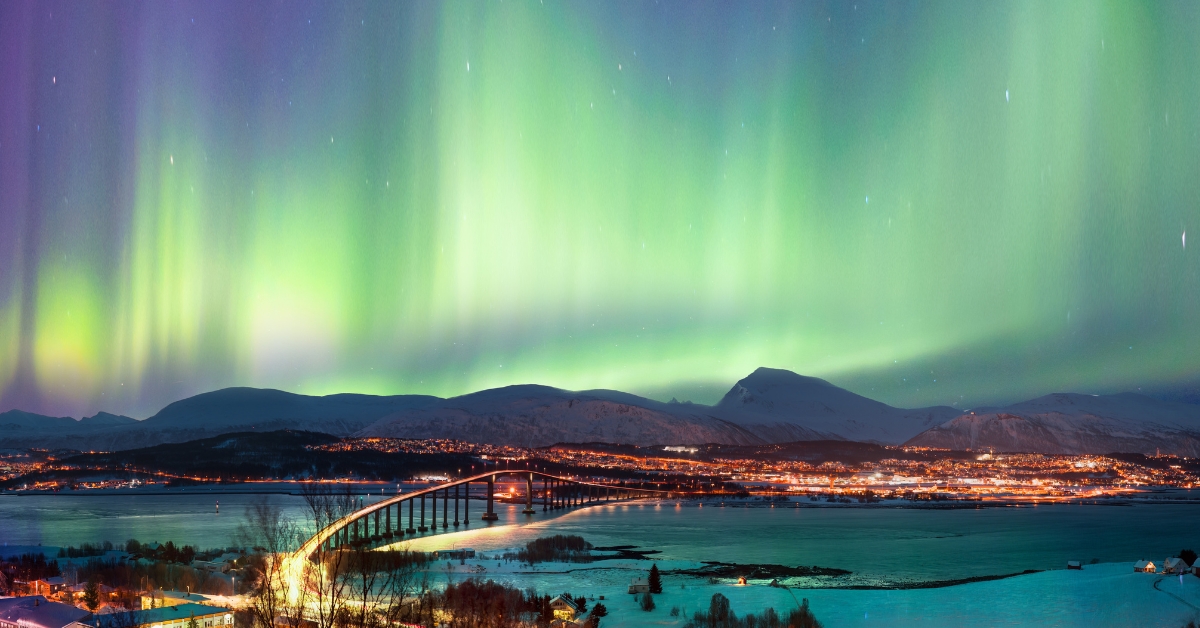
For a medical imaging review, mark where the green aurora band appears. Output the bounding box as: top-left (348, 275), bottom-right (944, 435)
top-left (1, 0), bottom-right (1198, 417)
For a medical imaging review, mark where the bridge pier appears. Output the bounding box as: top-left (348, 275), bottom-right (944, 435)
top-left (295, 473), bottom-right (678, 568)
top-left (523, 473), bottom-right (536, 514)
top-left (482, 474), bottom-right (499, 521)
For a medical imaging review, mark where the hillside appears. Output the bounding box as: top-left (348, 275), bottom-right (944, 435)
top-left (5, 371), bottom-right (1200, 454)
top-left (356, 369), bottom-right (962, 447)
top-left (904, 393), bottom-right (1200, 455)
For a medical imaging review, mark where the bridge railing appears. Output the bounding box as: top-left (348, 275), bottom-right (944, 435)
top-left (295, 471), bottom-right (672, 561)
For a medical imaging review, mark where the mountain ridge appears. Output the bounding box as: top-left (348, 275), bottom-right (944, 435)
top-left (3, 370), bottom-right (1199, 454)
top-left (904, 391), bottom-right (1200, 455)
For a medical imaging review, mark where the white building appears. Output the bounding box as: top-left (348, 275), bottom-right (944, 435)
top-left (1163, 557), bottom-right (1189, 575)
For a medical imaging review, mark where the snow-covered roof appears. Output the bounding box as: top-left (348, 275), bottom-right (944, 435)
top-left (157, 591), bottom-right (210, 602)
top-left (548, 595), bottom-right (578, 611)
top-left (0, 596), bottom-right (90, 628)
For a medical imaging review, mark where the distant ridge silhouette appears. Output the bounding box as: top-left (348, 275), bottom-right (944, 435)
top-left (3, 368), bottom-right (1198, 455)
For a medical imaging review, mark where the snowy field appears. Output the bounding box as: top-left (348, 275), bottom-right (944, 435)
top-left (591, 564), bottom-right (1200, 627)
top-left (7, 544), bottom-right (1199, 626)
top-left (420, 558), bottom-right (1200, 628)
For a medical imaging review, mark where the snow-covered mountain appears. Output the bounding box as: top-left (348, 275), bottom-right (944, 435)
top-left (6, 372), bottom-right (1200, 453)
top-left (0, 409), bottom-right (139, 450)
top-left (355, 384), bottom-right (761, 447)
top-left (711, 368), bottom-right (960, 444)
top-left (904, 392), bottom-right (1200, 455)
top-left (355, 368), bottom-right (960, 447)
top-left (0, 389), bottom-right (438, 450)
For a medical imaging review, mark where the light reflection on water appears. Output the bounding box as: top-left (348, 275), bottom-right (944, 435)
top-left (3, 492), bottom-right (1198, 581)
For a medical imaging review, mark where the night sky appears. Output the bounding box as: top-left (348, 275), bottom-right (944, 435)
top-left (2, 1), bottom-right (1199, 419)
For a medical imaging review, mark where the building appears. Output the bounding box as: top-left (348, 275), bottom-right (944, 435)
top-left (68, 584), bottom-right (116, 597)
top-left (189, 561), bottom-right (224, 574)
top-left (547, 596), bottom-right (579, 621)
top-left (31, 578), bottom-right (67, 597)
top-left (627, 578), bottom-right (649, 594)
top-left (140, 592), bottom-right (211, 610)
top-left (0, 596), bottom-right (91, 628)
top-left (1066, 561), bottom-right (1082, 570)
top-left (431, 549), bottom-right (475, 560)
top-left (191, 554), bottom-right (240, 575)
top-left (1133, 560), bottom-right (1156, 573)
top-left (92, 604), bottom-right (231, 628)
top-left (1163, 557), bottom-right (1189, 575)
top-left (272, 617), bottom-right (317, 628)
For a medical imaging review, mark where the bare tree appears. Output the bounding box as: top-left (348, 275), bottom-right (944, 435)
top-left (295, 483), bottom-right (360, 628)
top-left (235, 498), bottom-right (302, 628)
top-left (341, 549), bottom-right (426, 628)
top-left (238, 485), bottom-right (429, 628)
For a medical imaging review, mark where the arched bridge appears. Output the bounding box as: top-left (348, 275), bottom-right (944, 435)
top-left (293, 471), bottom-right (671, 562)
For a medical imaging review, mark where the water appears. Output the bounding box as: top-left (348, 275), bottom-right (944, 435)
top-left (2, 491), bottom-right (1197, 582)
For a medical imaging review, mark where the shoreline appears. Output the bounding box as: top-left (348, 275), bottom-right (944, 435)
top-left (6, 487), bottom-right (1200, 508)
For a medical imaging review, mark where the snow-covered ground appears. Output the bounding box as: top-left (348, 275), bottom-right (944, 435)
top-left (602, 564), bottom-right (1199, 627)
top-left (419, 557), bottom-right (1200, 627)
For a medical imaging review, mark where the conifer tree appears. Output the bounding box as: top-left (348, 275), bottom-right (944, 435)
top-left (648, 563), bottom-right (663, 594)
top-left (83, 577), bottom-right (101, 612)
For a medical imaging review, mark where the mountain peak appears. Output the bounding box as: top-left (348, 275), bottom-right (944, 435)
top-left (716, 367), bottom-right (865, 412)
top-left (80, 411), bottom-right (139, 426)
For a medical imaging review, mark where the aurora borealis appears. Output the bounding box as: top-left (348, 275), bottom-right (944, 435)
top-left (2, 1), bottom-right (1199, 418)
